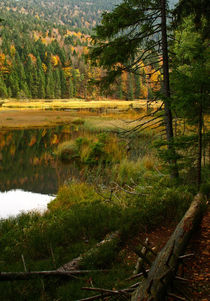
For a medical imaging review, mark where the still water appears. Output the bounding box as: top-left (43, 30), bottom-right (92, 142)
top-left (0, 125), bottom-right (80, 218)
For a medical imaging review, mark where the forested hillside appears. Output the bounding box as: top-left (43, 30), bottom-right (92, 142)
top-left (0, 0), bottom-right (121, 30)
top-left (0, 0), bottom-right (161, 100)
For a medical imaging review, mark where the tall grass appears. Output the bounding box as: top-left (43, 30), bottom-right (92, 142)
top-left (0, 126), bottom-right (196, 300)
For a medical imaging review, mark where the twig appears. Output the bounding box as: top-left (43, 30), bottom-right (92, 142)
top-left (179, 254), bottom-right (194, 260)
top-left (126, 269), bottom-right (150, 281)
top-left (82, 287), bottom-right (130, 295)
top-left (167, 292), bottom-right (186, 300)
top-left (21, 254), bottom-right (27, 272)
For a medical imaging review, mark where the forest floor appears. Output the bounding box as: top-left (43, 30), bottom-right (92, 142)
top-left (184, 207), bottom-right (210, 300)
top-left (128, 208), bottom-right (210, 300)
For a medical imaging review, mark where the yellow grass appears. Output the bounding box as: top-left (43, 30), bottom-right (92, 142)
top-left (0, 98), bottom-right (163, 130)
top-left (0, 98), bottom-right (161, 110)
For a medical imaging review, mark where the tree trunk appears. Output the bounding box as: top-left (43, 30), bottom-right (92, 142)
top-left (160, 0), bottom-right (179, 179)
top-left (131, 193), bottom-right (203, 301)
top-left (197, 103), bottom-right (203, 189)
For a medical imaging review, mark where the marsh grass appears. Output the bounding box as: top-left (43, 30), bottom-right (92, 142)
top-left (0, 118), bottom-right (198, 300)
top-left (55, 132), bottom-right (127, 165)
top-left (0, 172), bottom-right (193, 300)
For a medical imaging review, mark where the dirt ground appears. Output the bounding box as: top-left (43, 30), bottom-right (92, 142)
top-left (124, 208), bottom-right (209, 300)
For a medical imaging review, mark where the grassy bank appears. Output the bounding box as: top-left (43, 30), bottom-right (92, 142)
top-left (0, 126), bottom-right (196, 300)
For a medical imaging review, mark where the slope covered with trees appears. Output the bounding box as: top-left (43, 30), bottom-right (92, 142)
top-left (0, 0), bottom-right (163, 100)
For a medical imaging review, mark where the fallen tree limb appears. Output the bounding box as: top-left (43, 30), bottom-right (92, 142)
top-left (78, 282), bottom-right (141, 301)
top-left (0, 270), bottom-right (108, 281)
top-left (57, 231), bottom-right (120, 271)
top-left (131, 193), bottom-right (203, 301)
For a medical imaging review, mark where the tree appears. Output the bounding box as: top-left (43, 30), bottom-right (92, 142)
top-left (89, 0), bottom-right (179, 177)
top-left (171, 16), bottom-right (210, 188)
top-left (45, 63), bottom-right (55, 99)
top-left (174, 0), bottom-right (210, 39)
top-left (0, 76), bottom-right (8, 98)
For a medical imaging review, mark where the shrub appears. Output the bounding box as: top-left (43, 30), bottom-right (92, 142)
top-left (56, 140), bottom-right (79, 162)
top-left (48, 182), bottom-right (102, 210)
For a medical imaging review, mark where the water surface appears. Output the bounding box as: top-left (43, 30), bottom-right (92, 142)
top-left (0, 125), bottom-right (80, 217)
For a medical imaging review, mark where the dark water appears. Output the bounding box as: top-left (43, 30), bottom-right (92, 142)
top-left (0, 125), bottom-right (81, 194)
top-left (0, 125), bottom-right (82, 217)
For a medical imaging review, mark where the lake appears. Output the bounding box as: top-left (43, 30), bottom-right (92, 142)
top-left (0, 125), bottom-right (81, 218)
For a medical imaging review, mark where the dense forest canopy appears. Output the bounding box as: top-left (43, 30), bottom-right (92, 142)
top-left (0, 0), bottom-right (121, 30)
top-left (0, 0), bottom-right (179, 100)
top-left (0, 0), bottom-right (165, 100)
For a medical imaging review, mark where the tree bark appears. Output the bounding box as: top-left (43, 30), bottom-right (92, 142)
top-left (160, 0), bottom-right (179, 179)
top-left (131, 193), bottom-right (203, 301)
top-left (197, 103), bottom-right (203, 189)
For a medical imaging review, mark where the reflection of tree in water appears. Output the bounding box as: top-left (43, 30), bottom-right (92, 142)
top-left (0, 126), bottom-right (82, 194)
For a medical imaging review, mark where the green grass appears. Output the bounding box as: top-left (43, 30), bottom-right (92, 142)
top-left (0, 126), bottom-right (199, 300)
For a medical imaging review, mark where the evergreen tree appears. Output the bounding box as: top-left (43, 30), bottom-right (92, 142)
top-left (54, 68), bottom-right (61, 98)
top-left (37, 70), bottom-right (46, 99)
top-left (134, 73), bottom-right (141, 99)
top-left (117, 76), bottom-right (123, 99)
top-left (8, 71), bottom-right (19, 97)
top-left (0, 76), bottom-right (8, 98)
top-left (171, 16), bottom-right (210, 188)
top-left (59, 67), bottom-right (67, 98)
top-left (45, 63), bottom-right (55, 99)
top-left (128, 73), bottom-right (134, 100)
top-left (68, 78), bottom-right (74, 98)
top-left (89, 0), bottom-right (179, 177)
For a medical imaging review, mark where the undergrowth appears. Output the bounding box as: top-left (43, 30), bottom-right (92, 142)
top-left (0, 128), bottom-right (200, 300)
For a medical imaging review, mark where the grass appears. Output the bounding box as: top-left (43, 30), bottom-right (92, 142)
top-left (1, 98), bottom-right (161, 110)
top-left (0, 104), bottom-right (207, 300)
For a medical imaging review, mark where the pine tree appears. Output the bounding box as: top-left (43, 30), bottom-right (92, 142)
top-left (134, 73), bottom-right (141, 99)
top-left (89, 0), bottom-right (179, 177)
top-left (0, 76), bottom-right (8, 98)
top-left (128, 73), bottom-right (134, 100)
top-left (8, 71), bottom-right (19, 97)
top-left (68, 78), bottom-right (74, 98)
top-left (171, 16), bottom-right (210, 188)
top-left (54, 68), bottom-right (61, 98)
top-left (46, 63), bottom-right (55, 99)
top-left (59, 67), bottom-right (67, 98)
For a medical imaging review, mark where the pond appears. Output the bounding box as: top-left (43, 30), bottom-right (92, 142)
top-left (0, 125), bottom-right (82, 218)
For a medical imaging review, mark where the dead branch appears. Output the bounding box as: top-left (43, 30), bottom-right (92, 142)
top-left (0, 270), bottom-right (107, 282)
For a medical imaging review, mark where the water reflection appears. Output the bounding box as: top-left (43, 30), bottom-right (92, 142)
top-left (0, 125), bottom-right (80, 194)
top-left (0, 190), bottom-right (54, 219)
top-left (0, 125), bottom-right (82, 216)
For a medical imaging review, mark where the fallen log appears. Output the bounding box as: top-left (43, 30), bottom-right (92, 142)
top-left (57, 231), bottom-right (120, 271)
top-left (131, 193), bottom-right (203, 301)
top-left (0, 270), bottom-right (108, 282)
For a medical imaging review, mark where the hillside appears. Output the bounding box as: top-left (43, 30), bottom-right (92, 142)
top-left (0, 0), bottom-right (162, 100)
top-left (0, 0), bottom-right (121, 31)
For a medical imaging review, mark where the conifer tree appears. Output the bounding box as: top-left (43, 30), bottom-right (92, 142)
top-left (89, 0), bottom-right (179, 177)
top-left (134, 73), bottom-right (141, 99)
top-left (59, 67), bottom-right (67, 98)
top-left (46, 63), bottom-right (55, 99)
top-left (171, 16), bottom-right (210, 188)
top-left (54, 68), bottom-right (61, 98)
top-left (68, 78), bottom-right (74, 98)
top-left (0, 76), bottom-right (8, 98)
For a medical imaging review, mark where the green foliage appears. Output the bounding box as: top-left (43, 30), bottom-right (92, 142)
top-left (56, 133), bottom-right (126, 165)
top-left (81, 239), bottom-right (120, 269)
top-left (171, 16), bottom-right (209, 121)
